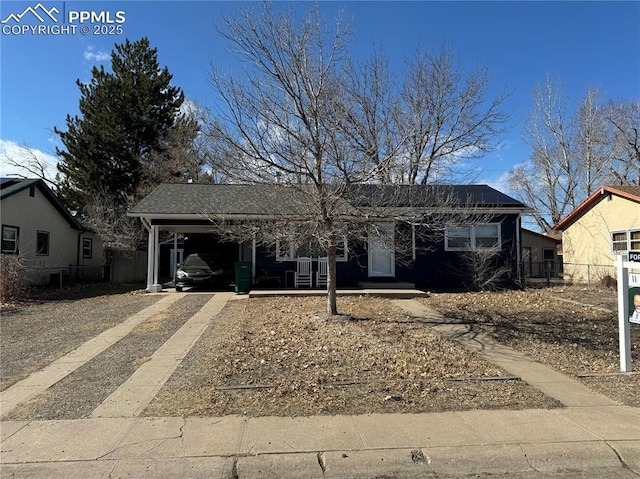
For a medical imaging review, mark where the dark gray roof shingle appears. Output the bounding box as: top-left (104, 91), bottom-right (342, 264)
top-left (129, 183), bottom-right (528, 217)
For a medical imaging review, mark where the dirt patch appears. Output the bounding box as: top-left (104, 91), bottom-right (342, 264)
top-left (144, 296), bottom-right (560, 417)
top-left (423, 286), bottom-right (640, 407)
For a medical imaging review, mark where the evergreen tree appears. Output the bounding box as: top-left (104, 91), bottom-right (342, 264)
top-left (55, 37), bottom-right (185, 211)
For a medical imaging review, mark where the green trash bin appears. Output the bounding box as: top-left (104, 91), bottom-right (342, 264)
top-left (234, 261), bottom-right (252, 294)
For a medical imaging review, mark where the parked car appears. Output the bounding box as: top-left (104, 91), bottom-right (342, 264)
top-left (175, 253), bottom-right (227, 291)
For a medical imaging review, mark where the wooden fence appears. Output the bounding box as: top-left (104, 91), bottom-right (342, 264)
top-left (107, 250), bottom-right (147, 284)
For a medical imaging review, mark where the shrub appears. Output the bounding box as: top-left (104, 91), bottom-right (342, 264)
top-left (599, 275), bottom-right (617, 289)
top-left (0, 254), bottom-right (27, 302)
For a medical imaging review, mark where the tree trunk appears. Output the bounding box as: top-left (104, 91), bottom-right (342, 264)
top-left (326, 245), bottom-right (338, 316)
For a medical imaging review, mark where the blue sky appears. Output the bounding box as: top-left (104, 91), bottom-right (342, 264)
top-left (1, 1), bottom-right (639, 196)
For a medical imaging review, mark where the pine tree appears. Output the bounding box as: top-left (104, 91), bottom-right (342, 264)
top-left (55, 37), bottom-right (185, 211)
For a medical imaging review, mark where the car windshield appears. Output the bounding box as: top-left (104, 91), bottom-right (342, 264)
top-left (181, 254), bottom-right (221, 268)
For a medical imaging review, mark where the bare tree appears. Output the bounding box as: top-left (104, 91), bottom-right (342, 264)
top-left (510, 75), bottom-right (639, 230)
top-left (1, 144), bottom-right (61, 189)
top-left (82, 191), bottom-right (146, 251)
top-left (138, 106), bottom-right (216, 197)
top-left (202, 4), bottom-right (513, 314)
top-left (394, 47), bottom-right (510, 185)
top-left (339, 50), bottom-right (402, 183)
top-left (204, 3), bottom-right (359, 316)
top-left (574, 87), bottom-right (612, 197)
top-left (514, 76), bottom-right (578, 231)
top-left (607, 99), bottom-right (640, 186)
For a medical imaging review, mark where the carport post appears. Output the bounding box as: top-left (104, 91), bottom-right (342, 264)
top-left (173, 233), bottom-right (178, 283)
top-left (153, 225), bottom-right (160, 286)
top-left (146, 224), bottom-right (162, 293)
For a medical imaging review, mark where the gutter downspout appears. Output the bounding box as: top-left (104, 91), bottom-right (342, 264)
top-left (77, 231), bottom-right (84, 269)
top-left (252, 233), bottom-right (257, 285)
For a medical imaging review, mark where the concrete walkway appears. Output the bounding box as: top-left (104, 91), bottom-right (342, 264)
top-left (0, 293), bottom-right (185, 417)
top-left (1, 293), bottom-right (639, 478)
top-left (91, 293), bottom-right (233, 418)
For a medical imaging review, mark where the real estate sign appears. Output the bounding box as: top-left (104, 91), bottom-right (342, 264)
top-left (630, 271), bottom-right (640, 325)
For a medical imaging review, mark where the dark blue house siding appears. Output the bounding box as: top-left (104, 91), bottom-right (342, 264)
top-left (183, 213), bottom-right (520, 289)
top-left (406, 214), bottom-right (519, 289)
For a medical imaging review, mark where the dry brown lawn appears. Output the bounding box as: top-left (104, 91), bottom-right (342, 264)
top-left (3, 283), bottom-right (637, 419)
top-left (144, 295), bottom-right (560, 417)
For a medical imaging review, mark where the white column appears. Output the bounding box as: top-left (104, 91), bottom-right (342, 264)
top-left (153, 225), bottom-right (160, 287)
top-left (146, 226), bottom-right (155, 292)
top-left (146, 225), bottom-right (163, 293)
top-left (173, 233), bottom-right (178, 282)
top-left (616, 254), bottom-right (632, 372)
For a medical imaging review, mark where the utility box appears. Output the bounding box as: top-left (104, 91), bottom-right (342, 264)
top-left (234, 262), bottom-right (252, 294)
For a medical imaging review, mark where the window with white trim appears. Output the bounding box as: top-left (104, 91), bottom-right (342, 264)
top-left (1, 225), bottom-right (19, 254)
top-left (611, 229), bottom-right (640, 253)
top-left (445, 223), bottom-right (501, 252)
top-left (276, 236), bottom-right (348, 262)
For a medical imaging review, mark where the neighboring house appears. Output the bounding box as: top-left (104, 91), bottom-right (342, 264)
top-left (554, 185), bottom-right (640, 284)
top-left (521, 228), bottom-right (562, 279)
top-left (129, 183), bottom-right (531, 292)
top-left (0, 178), bottom-right (104, 285)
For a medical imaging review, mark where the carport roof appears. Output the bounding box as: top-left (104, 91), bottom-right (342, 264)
top-left (129, 183), bottom-right (321, 218)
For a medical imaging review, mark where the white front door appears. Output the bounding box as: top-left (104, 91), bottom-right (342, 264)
top-left (368, 224), bottom-right (395, 277)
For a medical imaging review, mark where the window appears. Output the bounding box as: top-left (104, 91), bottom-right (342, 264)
top-left (612, 229), bottom-right (640, 253)
top-left (542, 248), bottom-right (555, 261)
top-left (1, 225), bottom-right (19, 254)
top-left (612, 232), bottom-right (628, 252)
top-left (276, 239), bottom-right (294, 261)
top-left (83, 238), bottom-right (93, 259)
top-left (276, 237), bottom-right (348, 262)
top-left (474, 224), bottom-right (500, 249)
top-left (335, 236), bottom-right (348, 261)
top-left (36, 231), bottom-right (49, 256)
top-left (445, 223), bottom-right (501, 252)
top-left (445, 227), bottom-right (471, 250)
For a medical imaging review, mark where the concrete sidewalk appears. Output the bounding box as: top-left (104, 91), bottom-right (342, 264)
top-left (2, 407), bottom-right (639, 477)
top-left (1, 294), bottom-right (639, 478)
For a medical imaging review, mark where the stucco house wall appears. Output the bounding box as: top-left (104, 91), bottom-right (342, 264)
top-left (1, 179), bottom-right (103, 285)
top-left (557, 187), bottom-right (640, 283)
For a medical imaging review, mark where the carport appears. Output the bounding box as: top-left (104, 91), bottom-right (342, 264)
top-left (128, 183), bottom-right (309, 293)
top-left (136, 221), bottom-right (256, 293)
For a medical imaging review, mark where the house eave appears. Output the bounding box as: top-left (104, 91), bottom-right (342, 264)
top-left (130, 206), bottom-right (532, 222)
top-left (554, 186), bottom-right (640, 231)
